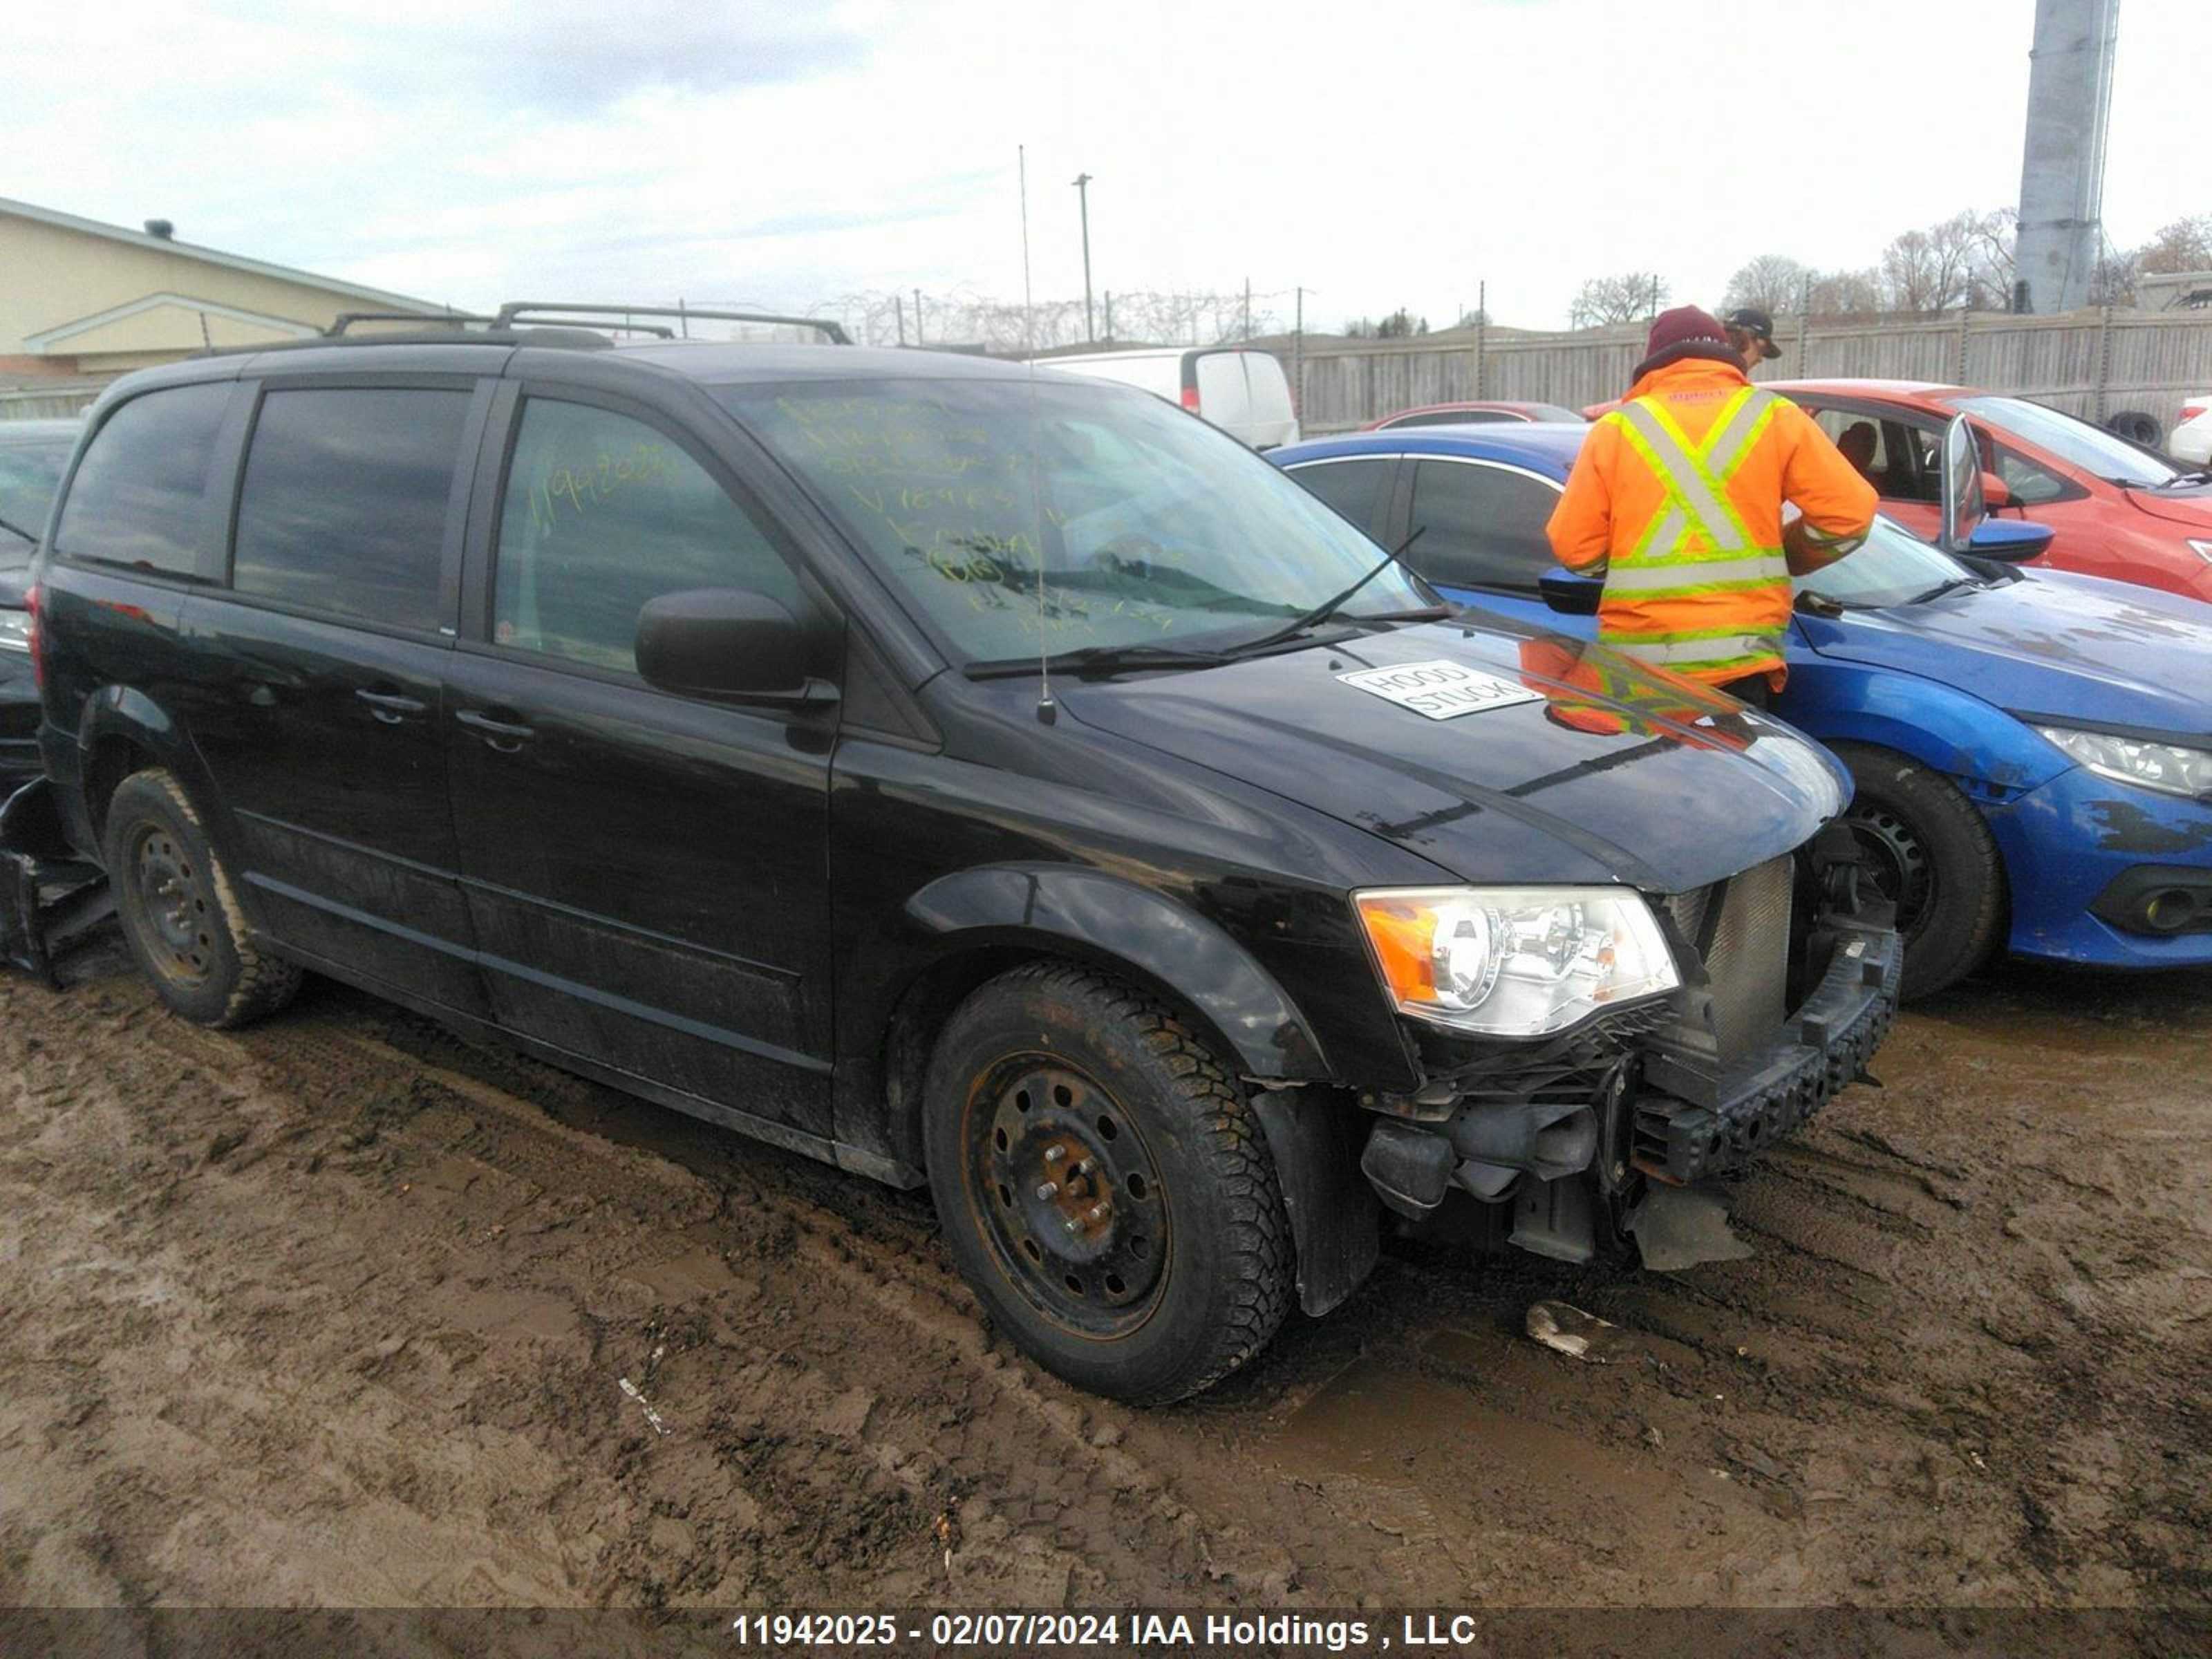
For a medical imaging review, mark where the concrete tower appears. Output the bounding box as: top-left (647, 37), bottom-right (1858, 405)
top-left (2013, 0), bottom-right (2121, 314)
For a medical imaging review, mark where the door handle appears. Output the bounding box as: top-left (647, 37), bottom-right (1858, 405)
top-left (455, 707), bottom-right (536, 751)
top-left (355, 687), bottom-right (428, 724)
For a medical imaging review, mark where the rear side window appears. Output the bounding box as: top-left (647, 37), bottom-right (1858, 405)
top-left (53, 383), bottom-right (234, 580)
top-left (1286, 458), bottom-right (1389, 534)
top-left (1406, 460), bottom-right (1559, 592)
top-left (231, 388), bottom-right (471, 632)
top-left (493, 398), bottom-right (801, 675)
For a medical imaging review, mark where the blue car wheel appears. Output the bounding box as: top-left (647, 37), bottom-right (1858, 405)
top-left (1833, 743), bottom-right (2007, 1000)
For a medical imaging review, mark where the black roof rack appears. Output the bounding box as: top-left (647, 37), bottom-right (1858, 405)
top-left (493, 302), bottom-right (852, 345)
top-left (325, 310), bottom-right (498, 337)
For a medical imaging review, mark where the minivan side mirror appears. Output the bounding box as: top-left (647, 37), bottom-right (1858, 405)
top-left (1539, 570), bottom-right (1602, 616)
top-left (635, 588), bottom-right (836, 706)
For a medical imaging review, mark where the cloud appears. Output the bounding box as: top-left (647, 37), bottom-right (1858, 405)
top-left (6, 0), bottom-right (2201, 335)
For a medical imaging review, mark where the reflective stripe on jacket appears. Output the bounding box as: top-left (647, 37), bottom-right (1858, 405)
top-left (1545, 357), bottom-right (1877, 686)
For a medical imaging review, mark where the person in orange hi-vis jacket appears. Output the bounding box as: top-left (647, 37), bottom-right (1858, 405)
top-left (1545, 305), bottom-right (1877, 708)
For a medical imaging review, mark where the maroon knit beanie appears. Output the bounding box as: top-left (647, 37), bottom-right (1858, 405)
top-left (1644, 305), bottom-right (1729, 360)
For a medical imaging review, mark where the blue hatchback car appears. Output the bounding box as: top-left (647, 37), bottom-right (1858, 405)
top-left (1273, 422), bottom-right (2212, 997)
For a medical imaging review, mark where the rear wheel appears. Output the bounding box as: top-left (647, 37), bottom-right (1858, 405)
top-left (1831, 743), bottom-right (2004, 1000)
top-left (104, 768), bottom-right (301, 1027)
top-left (922, 962), bottom-right (1293, 1404)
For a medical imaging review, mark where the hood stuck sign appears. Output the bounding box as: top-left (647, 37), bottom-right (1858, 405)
top-left (1336, 659), bottom-right (1542, 721)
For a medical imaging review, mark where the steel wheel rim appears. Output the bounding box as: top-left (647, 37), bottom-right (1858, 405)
top-left (965, 1056), bottom-right (1168, 1338)
top-left (129, 822), bottom-right (216, 987)
top-left (1847, 804), bottom-right (1936, 941)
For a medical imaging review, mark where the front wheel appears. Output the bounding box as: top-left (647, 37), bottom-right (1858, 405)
top-left (922, 962), bottom-right (1294, 1404)
top-left (1831, 743), bottom-right (2005, 1000)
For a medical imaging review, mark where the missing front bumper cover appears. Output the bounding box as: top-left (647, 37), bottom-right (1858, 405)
top-left (1632, 924), bottom-right (1901, 1185)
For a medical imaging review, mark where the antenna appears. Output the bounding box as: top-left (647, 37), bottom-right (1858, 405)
top-left (1020, 143), bottom-right (1055, 724)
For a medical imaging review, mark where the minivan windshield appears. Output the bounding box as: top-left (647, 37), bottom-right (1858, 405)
top-left (719, 377), bottom-right (1427, 664)
top-left (1953, 395), bottom-right (2186, 489)
top-left (1796, 512), bottom-right (1979, 609)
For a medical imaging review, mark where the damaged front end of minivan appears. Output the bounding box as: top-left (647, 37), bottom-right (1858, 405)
top-left (1351, 825), bottom-right (1899, 1273)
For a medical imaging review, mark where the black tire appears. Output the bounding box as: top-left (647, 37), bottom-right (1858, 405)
top-left (922, 961), bottom-right (1294, 1404)
top-left (103, 768), bottom-right (302, 1027)
top-left (1831, 743), bottom-right (2005, 1000)
top-left (2106, 410), bottom-right (2162, 449)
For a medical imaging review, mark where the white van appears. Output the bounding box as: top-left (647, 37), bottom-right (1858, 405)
top-left (1035, 347), bottom-right (1300, 450)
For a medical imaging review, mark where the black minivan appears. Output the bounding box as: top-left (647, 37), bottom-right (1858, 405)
top-left (27, 314), bottom-right (1899, 1402)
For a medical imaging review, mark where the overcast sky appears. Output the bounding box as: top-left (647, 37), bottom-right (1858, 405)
top-left (12, 0), bottom-right (2201, 335)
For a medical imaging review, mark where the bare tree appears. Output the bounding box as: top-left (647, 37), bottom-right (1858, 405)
top-left (1570, 272), bottom-right (1669, 328)
top-left (2139, 213), bottom-right (2212, 275)
top-left (2089, 246), bottom-right (2140, 307)
top-left (1880, 209), bottom-right (2016, 314)
top-left (1721, 254), bottom-right (1810, 317)
top-left (1804, 268), bottom-right (1884, 321)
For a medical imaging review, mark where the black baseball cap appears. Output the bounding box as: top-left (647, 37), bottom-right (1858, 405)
top-left (1724, 307), bottom-right (1780, 353)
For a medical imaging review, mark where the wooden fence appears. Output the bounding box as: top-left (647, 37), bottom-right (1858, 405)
top-left (1277, 308), bottom-right (2212, 435)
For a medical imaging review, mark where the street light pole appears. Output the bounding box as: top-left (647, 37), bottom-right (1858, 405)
top-left (1071, 172), bottom-right (1095, 343)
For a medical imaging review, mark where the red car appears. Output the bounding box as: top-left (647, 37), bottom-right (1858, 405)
top-left (1768, 380), bottom-right (2212, 602)
top-left (1363, 400), bottom-right (1586, 430)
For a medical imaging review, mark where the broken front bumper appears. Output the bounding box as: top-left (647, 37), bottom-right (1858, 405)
top-left (0, 777), bottom-right (113, 986)
top-left (1631, 921), bottom-right (1901, 1184)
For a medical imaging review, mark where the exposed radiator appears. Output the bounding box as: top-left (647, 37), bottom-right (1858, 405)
top-left (1703, 855), bottom-right (1792, 1058)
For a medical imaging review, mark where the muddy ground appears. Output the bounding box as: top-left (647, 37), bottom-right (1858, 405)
top-left (0, 931), bottom-right (2206, 1631)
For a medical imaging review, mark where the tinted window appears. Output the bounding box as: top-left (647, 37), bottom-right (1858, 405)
top-left (232, 388), bottom-right (469, 630)
top-left (0, 434), bottom-right (75, 563)
top-left (494, 399), bottom-right (801, 674)
top-left (1286, 458), bottom-right (1389, 534)
top-left (1406, 460), bottom-right (1559, 592)
top-left (53, 384), bottom-right (233, 579)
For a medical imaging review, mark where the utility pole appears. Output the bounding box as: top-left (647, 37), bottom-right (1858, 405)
top-left (2014, 0), bottom-right (2119, 313)
top-left (895, 294), bottom-right (906, 346)
top-left (913, 288), bottom-right (924, 346)
top-left (1071, 173), bottom-right (1096, 343)
top-left (1243, 276), bottom-right (1252, 341)
top-left (1104, 290), bottom-right (1113, 344)
top-left (1293, 285), bottom-right (1304, 416)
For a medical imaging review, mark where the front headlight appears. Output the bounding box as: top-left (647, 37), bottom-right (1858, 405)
top-left (1353, 886), bottom-right (1680, 1038)
top-left (2186, 539), bottom-right (2212, 565)
top-left (2036, 724), bottom-right (2212, 801)
top-left (0, 610), bottom-right (28, 653)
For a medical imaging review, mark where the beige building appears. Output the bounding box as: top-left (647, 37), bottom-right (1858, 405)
top-left (1, 197), bottom-right (447, 401)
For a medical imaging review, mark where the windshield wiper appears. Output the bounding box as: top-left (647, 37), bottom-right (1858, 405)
top-left (1224, 526), bottom-right (1429, 658)
top-left (1907, 577), bottom-right (1980, 604)
top-left (0, 510), bottom-right (39, 544)
top-left (2155, 468), bottom-right (2212, 487)
top-left (962, 641), bottom-right (1234, 681)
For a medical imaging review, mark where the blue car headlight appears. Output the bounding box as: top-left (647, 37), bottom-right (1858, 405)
top-left (2036, 724), bottom-right (2212, 802)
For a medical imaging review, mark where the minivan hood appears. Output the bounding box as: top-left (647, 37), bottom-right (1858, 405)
top-left (1056, 616), bottom-right (1846, 894)
top-left (1801, 570), bottom-right (2212, 735)
top-left (2125, 482), bottom-right (2212, 529)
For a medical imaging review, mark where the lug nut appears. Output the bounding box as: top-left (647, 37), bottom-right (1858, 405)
top-left (1035, 1181), bottom-right (1059, 1201)
top-left (1043, 1145), bottom-right (1065, 1163)
top-left (1085, 1203), bottom-right (1108, 1225)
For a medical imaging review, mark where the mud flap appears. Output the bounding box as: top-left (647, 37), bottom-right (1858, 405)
top-left (1624, 1181), bottom-right (1754, 1271)
top-left (0, 778), bottom-right (113, 988)
top-left (1251, 1089), bottom-right (1380, 1318)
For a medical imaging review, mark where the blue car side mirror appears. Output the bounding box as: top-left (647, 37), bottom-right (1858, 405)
top-left (1539, 570), bottom-right (1602, 616)
top-left (1966, 518), bottom-right (2056, 561)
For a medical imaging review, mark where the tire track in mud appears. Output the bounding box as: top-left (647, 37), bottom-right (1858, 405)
top-left (3, 966), bottom-right (1305, 1609)
top-left (3, 950), bottom-right (2207, 1612)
